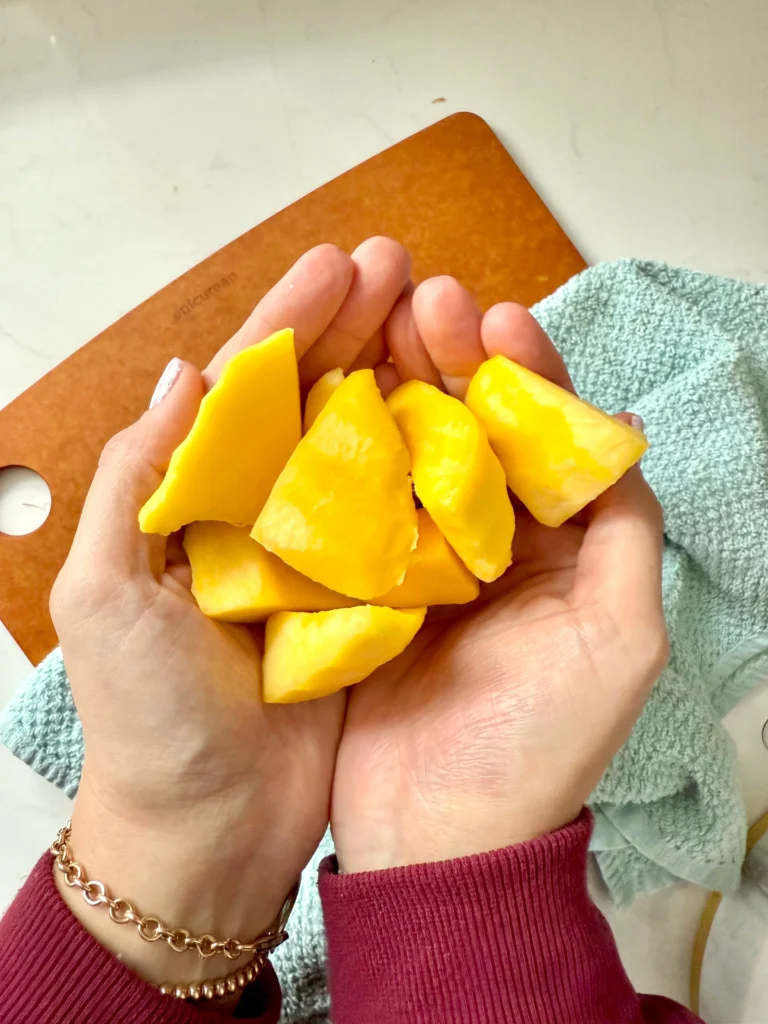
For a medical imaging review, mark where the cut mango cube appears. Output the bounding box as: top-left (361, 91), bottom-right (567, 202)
top-left (387, 380), bottom-right (514, 583)
top-left (184, 521), bottom-right (356, 622)
top-left (253, 369), bottom-right (417, 601)
top-left (304, 367), bottom-right (344, 432)
top-left (139, 329), bottom-right (301, 535)
top-left (466, 355), bottom-right (648, 527)
top-left (373, 509), bottom-right (479, 607)
top-left (263, 605), bottom-right (426, 703)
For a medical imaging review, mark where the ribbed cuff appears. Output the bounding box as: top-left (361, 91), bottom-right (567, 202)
top-left (0, 854), bottom-right (280, 1024)
top-left (319, 811), bottom-right (640, 1024)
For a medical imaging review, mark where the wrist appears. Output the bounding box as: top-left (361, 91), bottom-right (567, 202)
top-left (334, 792), bottom-right (583, 873)
top-left (58, 777), bottom-right (297, 987)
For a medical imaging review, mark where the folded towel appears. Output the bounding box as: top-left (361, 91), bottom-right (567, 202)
top-left (3, 259), bottom-right (768, 1022)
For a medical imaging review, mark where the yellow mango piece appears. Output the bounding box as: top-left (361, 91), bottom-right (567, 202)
top-left (373, 509), bottom-right (479, 607)
top-left (263, 605), bottom-right (426, 703)
top-left (387, 380), bottom-right (514, 583)
top-left (184, 521), bottom-right (356, 622)
top-left (253, 369), bottom-right (417, 600)
top-left (304, 367), bottom-right (344, 432)
top-left (139, 329), bottom-right (301, 535)
top-left (465, 355), bottom-right (649, 527)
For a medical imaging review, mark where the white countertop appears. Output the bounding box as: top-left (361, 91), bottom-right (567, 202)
top-left (2, 1), bottom-right (767, 1019)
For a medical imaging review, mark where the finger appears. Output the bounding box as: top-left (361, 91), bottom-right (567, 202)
top-left (575, 459), bottom-right (664, 625)
top-left (164, 564), bottom-right (193, 591)
top-left (411, 276), bottom-right (484, 397)
top-left (508, 506), bottom-right (582, 569)
top-left (166, 531), bottom-right (189, 566)
top-left (348, 326), bottom-right (387, 371)
top-left (374, 362), bottom-right (402, 398)
top-left (613, 411), bottom-right (643, 430)
top-left (481, 302), bottom-right (575, 393)
top-left (66, 361), bottom-right (204, 584)
top-left (298, 237), bottom-right (411, 388)
top-left (384, 289), bottom-right (443, 388)
top-left (203, 244), bottom-right (355, 385)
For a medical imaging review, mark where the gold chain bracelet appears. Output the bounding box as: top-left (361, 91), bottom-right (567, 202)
top-left (159, 955), bottom-right (266, 1001)
top-left (51, 821), bottom-right (298, 961)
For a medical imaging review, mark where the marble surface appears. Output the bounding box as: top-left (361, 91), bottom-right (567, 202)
top-left (1, 0), bottom-right (767, 1016)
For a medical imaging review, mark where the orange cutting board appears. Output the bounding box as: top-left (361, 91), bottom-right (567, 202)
top-left (0, 112), bottom-right (585, 665)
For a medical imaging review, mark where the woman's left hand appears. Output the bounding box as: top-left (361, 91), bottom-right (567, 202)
top-left (50, 237), bottom-right (411, 985)
top-left (332, 277), bottom-right (667, 874)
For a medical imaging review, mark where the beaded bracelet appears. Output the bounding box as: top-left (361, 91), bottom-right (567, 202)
top-left (159, 956), bottom-right (266, 1001)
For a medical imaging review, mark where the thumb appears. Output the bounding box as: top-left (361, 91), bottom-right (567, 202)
top-left (66, 359), bottom-right (204, 586)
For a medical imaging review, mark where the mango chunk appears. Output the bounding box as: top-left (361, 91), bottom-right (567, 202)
top-left (139, 329), bottom-right (301, 535)
top-left (387, 380), bottom-right (514, 583)
top-left (465, 355), bottom-right (649, 527)
top-left (263, 605), bottom-right (426, 703)
top-left (373, 509), bottom-right (479, 607)
top-left (304, 367), bottom-right (344, 432)
top-left (184, 521), bottom-right (356, 622)
top-left (253, 369), bottom-right (417, 600)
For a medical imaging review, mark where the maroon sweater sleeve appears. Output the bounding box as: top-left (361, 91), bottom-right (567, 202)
top-left (319, 811), bottom-right (703, 1024)
top-left (0, 854), bottom-right (280, 1024)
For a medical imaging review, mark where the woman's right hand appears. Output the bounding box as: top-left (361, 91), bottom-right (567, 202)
top-left (50, 237), bottom-right (412, 985)
top-left (332, 278), bottom-right (669, 872)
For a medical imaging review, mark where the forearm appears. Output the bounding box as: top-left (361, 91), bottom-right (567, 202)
top-left (319, 811), bottom-right (702, 1024)
top-left (0, 855), bottom-right (281, 1024)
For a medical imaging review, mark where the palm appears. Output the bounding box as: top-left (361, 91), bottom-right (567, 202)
top-left (169, 600), bottom-right (344, 885)
top-left (61, 569), bottom-right (343, 900)
top-left (144, 583), bottom-right (344, 814)
top-left (333, 513), bottom-right (597, 858)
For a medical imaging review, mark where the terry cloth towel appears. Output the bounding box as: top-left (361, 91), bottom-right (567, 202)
top-left (2, 259), bottom-right (768, 1021)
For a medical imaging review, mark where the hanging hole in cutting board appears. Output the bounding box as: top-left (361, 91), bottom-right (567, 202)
top-left (0, 466), bottom-right (52, 536)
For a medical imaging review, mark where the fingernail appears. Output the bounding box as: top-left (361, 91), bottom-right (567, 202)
top-left (630, 413), bottom-right (645, 432)
top-left (150, 358), bottom-right (183, 408)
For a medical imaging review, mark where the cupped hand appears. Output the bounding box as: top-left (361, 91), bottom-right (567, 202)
top-left (332, 277), bottom-right (669, 872)
top-left (50, 237), bottom-right (411, 983)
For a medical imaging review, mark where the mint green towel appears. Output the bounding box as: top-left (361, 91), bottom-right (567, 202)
top-left (3, 259), bottom-right (768, 1021)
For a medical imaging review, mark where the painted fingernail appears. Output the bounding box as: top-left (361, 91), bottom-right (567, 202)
top-left (630, 413), bottom-right (645, 432)
top-left (150, 358), bottom-right (183, 408)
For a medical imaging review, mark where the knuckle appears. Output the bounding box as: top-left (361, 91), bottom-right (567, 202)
top-left (50, 573), bottom-right (81, 626)
top-left (646, 489), bottom-right (665, 532)
top-left (302, 243), bottom-right (354, 282)
top-left (98, 425), bottom-right (156, 493)
top-left (644, 620), bottom-right (670, 679)
top-left (311, 241), bottom-right (347, 262)
top-left (49, 569), bottom-right (83, 629)
top-left (48, 571), bottom-right (68, 624)
top-left (99, 425), bottom-right (160, 500)
top-left (635, 472), bottom-right (665, 530)
top-left (99, 428), bottom-right (136, 469)
top-left (358, 235), bottom-right (410, 262)
top-left (655, 630), bottom-right (671, 673)
top-left (50, 565), bottom-right (116, 628)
